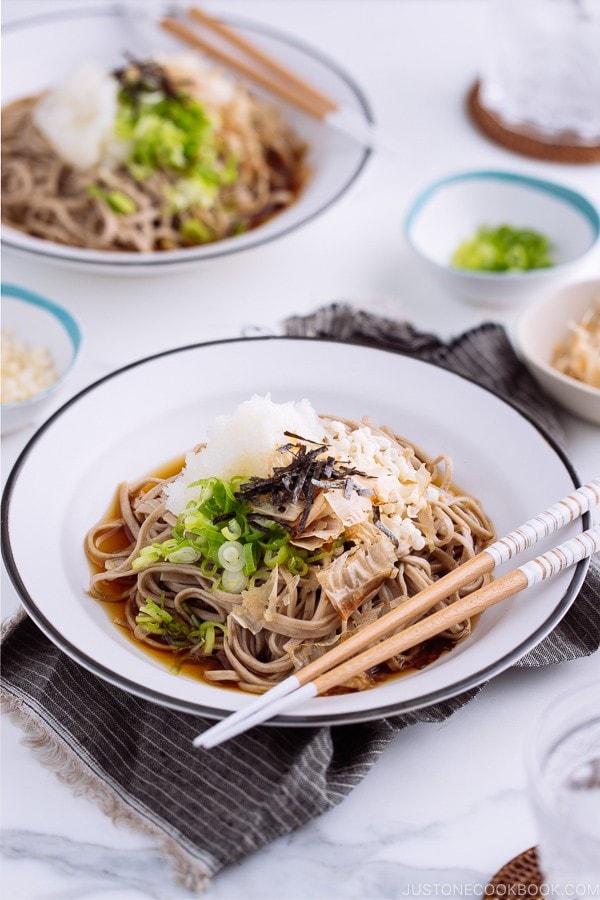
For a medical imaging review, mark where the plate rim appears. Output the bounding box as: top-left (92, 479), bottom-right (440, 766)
top-left (1, 335), bottom-right (589, 725)
top-left (1, 5), bottom-right (373, 268)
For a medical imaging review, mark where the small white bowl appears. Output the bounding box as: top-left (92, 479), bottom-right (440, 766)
top-left (514, 278), bottom-right (600, 426)
top-left (1, 284), bottom-right (83, 435)
top-left (404, 170), bottom-right (600, 307)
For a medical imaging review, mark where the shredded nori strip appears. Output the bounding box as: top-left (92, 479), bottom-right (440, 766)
top-left (283, 431), bottom-right (323, 445)
top-left (372, 505), bottom-right (400, 548)
top-left (113, 58), bottom-right (181, 108)
top-left (235, 437), bottom-right (368, 535)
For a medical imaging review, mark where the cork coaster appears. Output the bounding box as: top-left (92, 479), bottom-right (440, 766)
top-left (467, 81), bottom-right (600, 165)
top-left (487, 847), bottom-right (543, 898)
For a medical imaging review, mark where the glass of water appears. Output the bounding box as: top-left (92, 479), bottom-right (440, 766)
top-left (526, 681), bottom-right (600, 896)
top-left (479, 0), bottom-right (600, 146)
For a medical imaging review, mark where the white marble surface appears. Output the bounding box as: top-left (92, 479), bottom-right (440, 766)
top-left (1, 1), bottom-right (599, 898)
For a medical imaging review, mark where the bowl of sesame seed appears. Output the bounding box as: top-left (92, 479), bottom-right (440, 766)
top-left (1, 283), bottom-right (83, 435)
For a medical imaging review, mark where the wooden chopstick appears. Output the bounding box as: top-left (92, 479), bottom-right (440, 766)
top-left (197, 518), bottom-right (600, 748)
top-left (313, 526), bottom-right (599, 695)
top-left (311, 522), bottom-right (600, 693)
top-left (161, 8), bottom-right (337, 119)
top-left (194, 478), bottom-right (600, 747)
top-left (187, 6), bottom-right (337, 112)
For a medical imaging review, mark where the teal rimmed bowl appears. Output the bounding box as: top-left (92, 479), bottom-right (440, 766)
top-left (404, 170), bottom-right (600, 307)
top-left (1, 283), bottom-right (83, 434)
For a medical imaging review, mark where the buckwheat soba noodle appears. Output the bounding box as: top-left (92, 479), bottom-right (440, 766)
top-left (1, 57), bottom-right (308, 253)
top-left (85, 397), bottom-right (495, 694)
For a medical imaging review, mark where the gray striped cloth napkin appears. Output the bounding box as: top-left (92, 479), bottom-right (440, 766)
top-left (2, 305), bottom-right (599, 894)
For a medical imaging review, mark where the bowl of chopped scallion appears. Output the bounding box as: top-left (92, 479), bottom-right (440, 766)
top-left (404, 170), bottom-right (599, 307)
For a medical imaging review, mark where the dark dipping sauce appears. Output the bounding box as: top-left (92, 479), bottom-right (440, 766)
top-left (89, 457), bottom-right (471, 696)
top-left (89, 456), bottom-right (242, 691)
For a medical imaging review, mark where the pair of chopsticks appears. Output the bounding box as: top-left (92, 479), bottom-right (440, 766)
top-left (161, 6), bottom-right (394, 151)
top-left (195, 478), bottom-right (600, 748)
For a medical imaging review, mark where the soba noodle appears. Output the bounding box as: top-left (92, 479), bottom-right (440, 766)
top-left (1, 58), bottom-right (308, 253)
top-left (85, 405), bottom-right (495, 694)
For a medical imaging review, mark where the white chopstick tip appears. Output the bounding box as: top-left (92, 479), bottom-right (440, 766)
top-left (198, 681), bottom-right (318, 749)
top-left (192, 674), bottom-right (302, 749)
top-left (325, 108), bottom-right (401, 154)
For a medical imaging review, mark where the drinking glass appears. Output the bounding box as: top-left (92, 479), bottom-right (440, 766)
top-left (526, 681), bottom-right (600, 896)
top-left (479, 0), bottom-right (600, 146)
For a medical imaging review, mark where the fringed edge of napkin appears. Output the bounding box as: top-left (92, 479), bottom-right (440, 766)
top-left (0, 616), bottom-right (212, 895)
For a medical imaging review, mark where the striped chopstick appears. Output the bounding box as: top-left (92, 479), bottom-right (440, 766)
top-left (194, 478), bottom-right (600, 748)
top-left (161, 6), bottom-right (393, 150)
top-left (187, 6), bottom-right (337, 115)
top-left (162, 10), bottom-right (333, 119)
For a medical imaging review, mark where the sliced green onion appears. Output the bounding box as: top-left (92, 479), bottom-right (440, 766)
top-left (200, 558), bottom-right (219, 577)
top-left (135, 598), bottom-right (173, 631)
top-left (131, 546), bottom-right (163, 569)
top-left (86, 184), bottom-right (137, 215)
top-left (243, 541), bottom-right (258, 576)
top-left (264, 545), bottom-right (289, 568)
top-left (202, 624), bottom-right (216, 655)
top-left (180, 217), bottom-right (212, 244)
top-left (451, 224), bottom-right (553, 272)
top-left (221, 569), bottom-right (248, 593)
top-left (149, 475), bottom-right (324, 584)
top-left (190, 620), bottom-right (227, 654)
top-left (217, 540), bottom-right (245, 571)
top-left (221, 519), bottom-right (242, 541)
top-left (165, 546), bottom-right (201, 565)
top-left (288, 555), bottom-right (309, 577)
top-left (106, 190), bottom-right (137, 215)
top-left (158, 538), bottom-right (180, 555)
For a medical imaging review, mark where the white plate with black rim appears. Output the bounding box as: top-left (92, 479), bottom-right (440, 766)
top-left (1, 338), bottom-right (589, 724)
top-left (1, 6), bottom-right (372, 274)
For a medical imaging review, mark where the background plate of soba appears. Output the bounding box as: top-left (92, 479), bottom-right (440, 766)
top-left (2, 338), bottom-right (589, 725)
top-left (1, 6), bottom-right (371, 274)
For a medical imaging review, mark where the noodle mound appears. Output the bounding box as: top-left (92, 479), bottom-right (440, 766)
top-left (1, 60), bottom-right (308, 253)
top-left (85, 415), bottom-right (495, 694)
